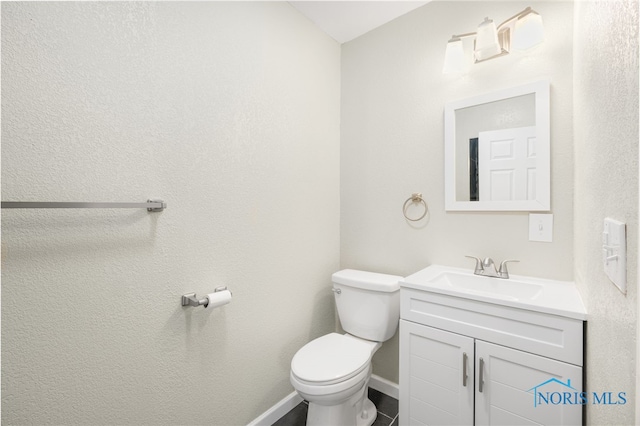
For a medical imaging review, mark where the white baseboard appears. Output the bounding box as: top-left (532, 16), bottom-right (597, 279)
top-left (369, 374), bottom-right (399, 400)
top-left (248, 376), bottom-right (398, 426)
top-left (247, 391), bottom-right (303, 426)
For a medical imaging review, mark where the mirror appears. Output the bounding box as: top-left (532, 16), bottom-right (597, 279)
top-left (444, 80), bottom-right (550, 211)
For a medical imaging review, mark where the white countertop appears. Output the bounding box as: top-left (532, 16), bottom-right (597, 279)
top-left (401, 264), bottom-right (587, 320)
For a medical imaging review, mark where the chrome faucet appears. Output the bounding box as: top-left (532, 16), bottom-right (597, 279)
top-left (465, 256), bottom-right (519, 279)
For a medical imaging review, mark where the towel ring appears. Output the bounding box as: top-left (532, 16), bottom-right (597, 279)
top-left (403, 193), bottom-right (428, 221)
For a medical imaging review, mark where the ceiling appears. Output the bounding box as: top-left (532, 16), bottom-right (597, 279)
top-left (289, 1), bottom-right (430, 44)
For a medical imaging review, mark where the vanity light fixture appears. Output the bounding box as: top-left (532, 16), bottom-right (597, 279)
top-left (443, 6), bottom-right (544, 74)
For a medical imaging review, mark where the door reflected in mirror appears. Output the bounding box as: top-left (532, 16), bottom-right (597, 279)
top-left (444, 81), bottom-right (550, 211)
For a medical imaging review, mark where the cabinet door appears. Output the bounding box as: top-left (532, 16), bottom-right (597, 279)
top-left (475, 340), bottom-right (582, 426)
top-left (400, 320), bottom-right (474, 425)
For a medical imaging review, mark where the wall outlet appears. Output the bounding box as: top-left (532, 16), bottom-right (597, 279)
top-left (529, 214), bottom-right (553, 242)
top-left (603, 218), bottom-right (626, 294)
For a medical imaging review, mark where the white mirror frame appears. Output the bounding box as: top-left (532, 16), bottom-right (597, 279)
top-left (444, 80), bottom-right (550, 211)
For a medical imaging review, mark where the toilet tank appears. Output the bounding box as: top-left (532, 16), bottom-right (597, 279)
top-left (332, 269), bottom-right (402, 342)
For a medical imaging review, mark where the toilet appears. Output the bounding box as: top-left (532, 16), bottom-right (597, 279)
top-left (290, 269), bottom-right (402, 426)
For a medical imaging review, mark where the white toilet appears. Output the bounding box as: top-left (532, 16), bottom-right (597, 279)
top-left (290, 269), bottom-right (402, 426)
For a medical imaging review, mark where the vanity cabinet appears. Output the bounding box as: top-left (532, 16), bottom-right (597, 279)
top-left (399, 287), bottom-right (584, 426)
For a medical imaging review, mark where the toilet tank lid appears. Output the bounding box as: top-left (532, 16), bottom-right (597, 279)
top-left (332, 269), bottom-right (402, 292)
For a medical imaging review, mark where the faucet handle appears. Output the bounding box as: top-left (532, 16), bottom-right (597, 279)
top-left (498, 259), bottom-right (519, 277)
top-left (465, 255), bottom-right (483, 273)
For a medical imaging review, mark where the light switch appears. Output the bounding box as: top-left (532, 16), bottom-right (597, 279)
top-left (603, 217), bottom-right (626, 294)
top-left (529, 214), bottom-right (553, 242)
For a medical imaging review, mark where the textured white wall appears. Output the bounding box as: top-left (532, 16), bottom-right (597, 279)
top-left (1, 2), bottom-right (340, 424)
top-left (573, 1), bottom-right (639, 424)
top-left (340, 1), bottom-right (575, 382)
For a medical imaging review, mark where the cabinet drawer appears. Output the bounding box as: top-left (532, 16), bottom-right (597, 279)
top-left (401, 288), bottom-right (583, 366)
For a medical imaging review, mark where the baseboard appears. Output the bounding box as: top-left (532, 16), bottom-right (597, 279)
top-left (247, 391), bottom-right (303, 426)
top-left (369, 374), bottom-right (399, 400)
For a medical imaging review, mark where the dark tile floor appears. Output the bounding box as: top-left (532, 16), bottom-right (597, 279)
top-left (271, 388), bottom-right (398, 426)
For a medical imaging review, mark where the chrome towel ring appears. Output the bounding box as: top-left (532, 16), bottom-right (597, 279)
top-left (403, 193), bottom-right (428, 221)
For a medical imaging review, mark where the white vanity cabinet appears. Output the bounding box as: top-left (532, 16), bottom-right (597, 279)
top-left (399, 285), bottom-right (585, 426)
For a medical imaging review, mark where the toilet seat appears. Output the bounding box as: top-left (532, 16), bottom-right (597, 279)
top-left (291, 333), bottom-right (375, 385)
top-left (290, 363), bottom-right (371, 401)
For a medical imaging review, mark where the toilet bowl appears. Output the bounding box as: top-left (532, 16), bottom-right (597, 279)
top-left (290, 270), bottom-right (402, 426)
top-left (290, 333), bottom-right (381, 426)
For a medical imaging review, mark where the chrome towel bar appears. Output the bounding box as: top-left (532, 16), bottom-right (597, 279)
top-left (1, 199), bottom-right (166, 212)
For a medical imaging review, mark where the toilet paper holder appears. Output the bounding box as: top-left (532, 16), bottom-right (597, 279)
top-left (181, 286), bottom-right (230, 308)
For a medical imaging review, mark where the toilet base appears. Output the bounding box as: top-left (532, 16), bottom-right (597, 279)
top-left (305, 384), bottom-right (377, 426)
top-left (357, 398), bottom-right (377, 426)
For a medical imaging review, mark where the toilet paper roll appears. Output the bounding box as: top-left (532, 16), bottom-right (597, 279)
top-left (205, 290), bottom-right (232, 309)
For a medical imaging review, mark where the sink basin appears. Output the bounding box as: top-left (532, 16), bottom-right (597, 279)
top-left (432, 271), bottom-right (543, 301)
top-left (401, 265), bottom-right (586, 320)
